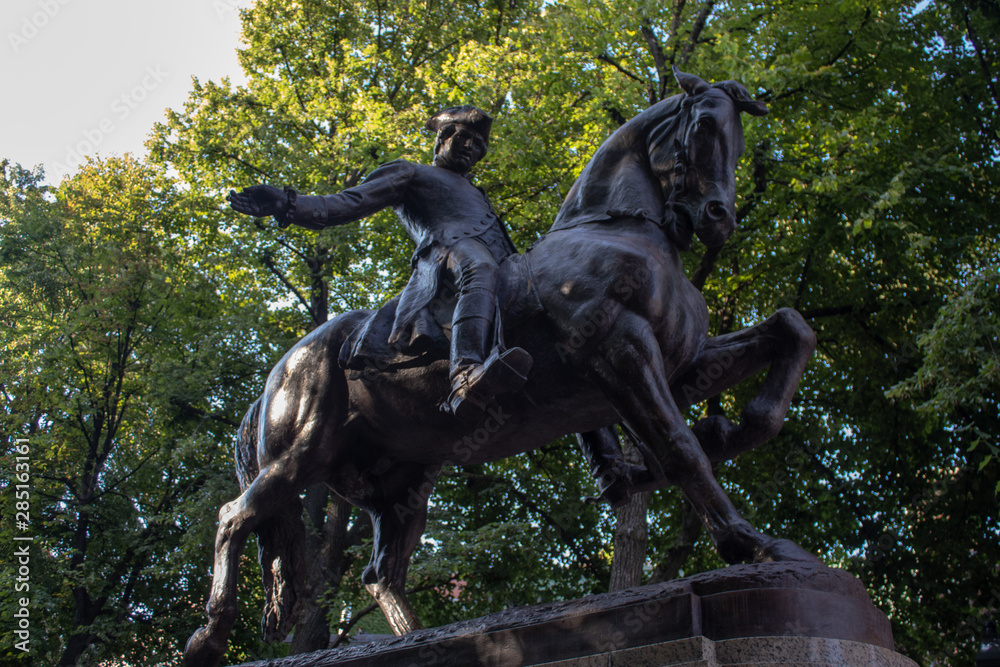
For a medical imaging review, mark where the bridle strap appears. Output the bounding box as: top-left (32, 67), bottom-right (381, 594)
top-left (657, 111), bottom-right (691, 230)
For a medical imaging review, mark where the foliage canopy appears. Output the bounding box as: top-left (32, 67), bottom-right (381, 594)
top-left (2, 0), bottom-right (997, 664)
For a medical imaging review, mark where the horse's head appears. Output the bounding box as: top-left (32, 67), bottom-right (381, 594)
top-left (658, 67), bottom-right (768, 250)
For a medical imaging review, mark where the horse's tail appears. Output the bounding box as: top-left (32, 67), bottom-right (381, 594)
top-left (257, 503), bottom-right (306, 642)
top-left (235, 396), bottom-right (262, 491)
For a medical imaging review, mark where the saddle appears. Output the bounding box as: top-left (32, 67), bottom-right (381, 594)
top-left (338, 252), bottom-right (542, 380)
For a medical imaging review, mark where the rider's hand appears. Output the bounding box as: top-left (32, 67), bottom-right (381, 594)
top-left (228, 185), bottom-right (289, 219)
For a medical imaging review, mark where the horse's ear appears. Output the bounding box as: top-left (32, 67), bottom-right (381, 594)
top-left (673, 66), bottom-right (710, 97)
top-left (713, 80), bottom-right (769, 117)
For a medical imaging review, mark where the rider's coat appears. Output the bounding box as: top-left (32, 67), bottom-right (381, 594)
top-left (285, 159), bottom-right (517, 356)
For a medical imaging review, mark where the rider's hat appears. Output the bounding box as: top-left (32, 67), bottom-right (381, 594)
top-left (426, 105), bottom-right (493, 144)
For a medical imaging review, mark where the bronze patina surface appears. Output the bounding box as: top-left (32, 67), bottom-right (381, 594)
top-left (186, 69), bottom-right (824, 667)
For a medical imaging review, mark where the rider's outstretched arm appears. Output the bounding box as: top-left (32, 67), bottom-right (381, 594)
top-left (279, 160), bottom-right (415, 230)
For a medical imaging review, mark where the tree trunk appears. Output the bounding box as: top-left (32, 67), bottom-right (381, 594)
top-left (609, 435), bottom-right (650, 592)
top-left (290, 495), bottom-right (367, 653)
top-left (57, 632), bottom-right (97, 667)
top-left (647, 499), bottom-right (702, 584)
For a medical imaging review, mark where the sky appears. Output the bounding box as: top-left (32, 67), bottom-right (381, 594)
top-left (2, 0), bottom-right (254, 184)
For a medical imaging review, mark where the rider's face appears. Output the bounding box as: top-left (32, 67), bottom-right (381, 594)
top-left (434, 124), bottom-right (487, 173)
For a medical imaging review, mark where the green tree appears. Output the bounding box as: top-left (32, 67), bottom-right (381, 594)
top-left (147, 0), bottom-right (998, 663)
top-left (574, 0), bottom-right (1000, 660)
top-left (0, 157), bottom-right (289, 664)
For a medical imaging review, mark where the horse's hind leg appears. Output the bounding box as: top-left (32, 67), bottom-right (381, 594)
top-left (590, 312), bottom-right (818, 565)
top-left (670, 308), bottom-right (816, 463)
top-left (235, 398), bottom-right (308, 644)
top-left (185, 459), bottom-right (326, 666)
top-left (358, 462), bottom-right (440, 636)
top-left (187, 313), bottom-right (362, 665)
top-left (184, 490), bottom-right (261, 666)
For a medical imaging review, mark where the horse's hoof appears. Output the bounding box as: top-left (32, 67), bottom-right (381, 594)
top-left (753, 538), bottom-right (823, 565)
top-left (184, 626), bottom-right (225, 667)
top-left (589, 461), bottom-right (648, 508)
top-left (691, 414), bottom-right (736, 461)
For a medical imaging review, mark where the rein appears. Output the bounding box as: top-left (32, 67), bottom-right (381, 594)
top-left (660, 137), bottom-right (689, 229)
top-left (655, 105), bottom-right (695, 249)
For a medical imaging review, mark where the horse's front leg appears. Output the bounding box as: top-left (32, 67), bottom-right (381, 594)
top-left (670, 308), bottom-right (816, 463)
top-left (590, 311), bottom-right (818, 565)
top-left (576, 426), bottom-right (664, 508)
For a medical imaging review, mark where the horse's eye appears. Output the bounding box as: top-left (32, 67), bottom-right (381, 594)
top-left (696, 117), bottom-right (715, 134)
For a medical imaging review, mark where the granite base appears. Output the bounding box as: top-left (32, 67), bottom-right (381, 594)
top-left (535, 635), bottom-right (918, 667)
top-left (233, 563), bottom-right (914, 667)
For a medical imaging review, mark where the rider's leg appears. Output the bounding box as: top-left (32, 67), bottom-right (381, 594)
top-left (445, 238), bottom-right (531, 419)
top-left (449, 242), bottom-right (497, 377)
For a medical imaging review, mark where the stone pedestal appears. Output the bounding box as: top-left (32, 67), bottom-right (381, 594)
top-left (536, 636), bottom-right (916, 666)
top-left (234, 563), bottom-right (917, 667)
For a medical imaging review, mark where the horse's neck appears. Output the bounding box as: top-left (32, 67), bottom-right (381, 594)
top-left (553, 160), bottom-right (661, 231)
top-left (552, 100), bottom-right (684, 233)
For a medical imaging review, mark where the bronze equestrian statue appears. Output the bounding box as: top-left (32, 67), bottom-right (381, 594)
top-left (229, 103), bottom-right (644, 500)
top-left (185, 68), bottom-right (819, 666)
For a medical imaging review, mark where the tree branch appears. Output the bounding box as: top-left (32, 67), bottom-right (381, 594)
top-left (444, 470), bottom-right (590, 566)
top-left (640, 19), bottom-right (669, 101)
top-left (260, 251), bottom-right (317, 322)
top-left (216, 151), bottom-right (271, 180)
top-left (690, 245), bottom-right (721, 293)
top-left (669, 0), bottom-right (688, 54)
top-left (679, 0), bottom-right (716, 64)
top-left (964, 9), bottom-right (1000, 115)
top-left (647, 498), bottom-right (701, 584)
top-left (173, 401), bottom-right (241, 429)
top-left (273, 233), bottom-right (312, 263)
top-left (794, 249), bottom-right (814, 312)
top-left (277, 44), bottom-right (312, 118)
top-left (597, 54), bottom-right (649, 89)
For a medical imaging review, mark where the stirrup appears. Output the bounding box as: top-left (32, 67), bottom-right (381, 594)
top-left (442, 347), bottom-right (532, 421)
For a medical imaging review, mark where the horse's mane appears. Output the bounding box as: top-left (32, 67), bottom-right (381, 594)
top-left (549, 94), bottom-right (686, 233)
top-left (546, 79), bottom-right (763, 236)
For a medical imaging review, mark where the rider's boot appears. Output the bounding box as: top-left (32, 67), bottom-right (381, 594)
top-left (445, 314), bottom-right (531, 421)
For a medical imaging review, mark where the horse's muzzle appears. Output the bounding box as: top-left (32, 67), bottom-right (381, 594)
top-left (696, 200), bottom-right (736, 248)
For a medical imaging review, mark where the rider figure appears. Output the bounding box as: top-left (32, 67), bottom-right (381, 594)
top-left (228, 105), bottom-right (531, 420)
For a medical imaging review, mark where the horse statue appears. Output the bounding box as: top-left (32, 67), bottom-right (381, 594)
top-left (184, 67), bottom-right (819, 666)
